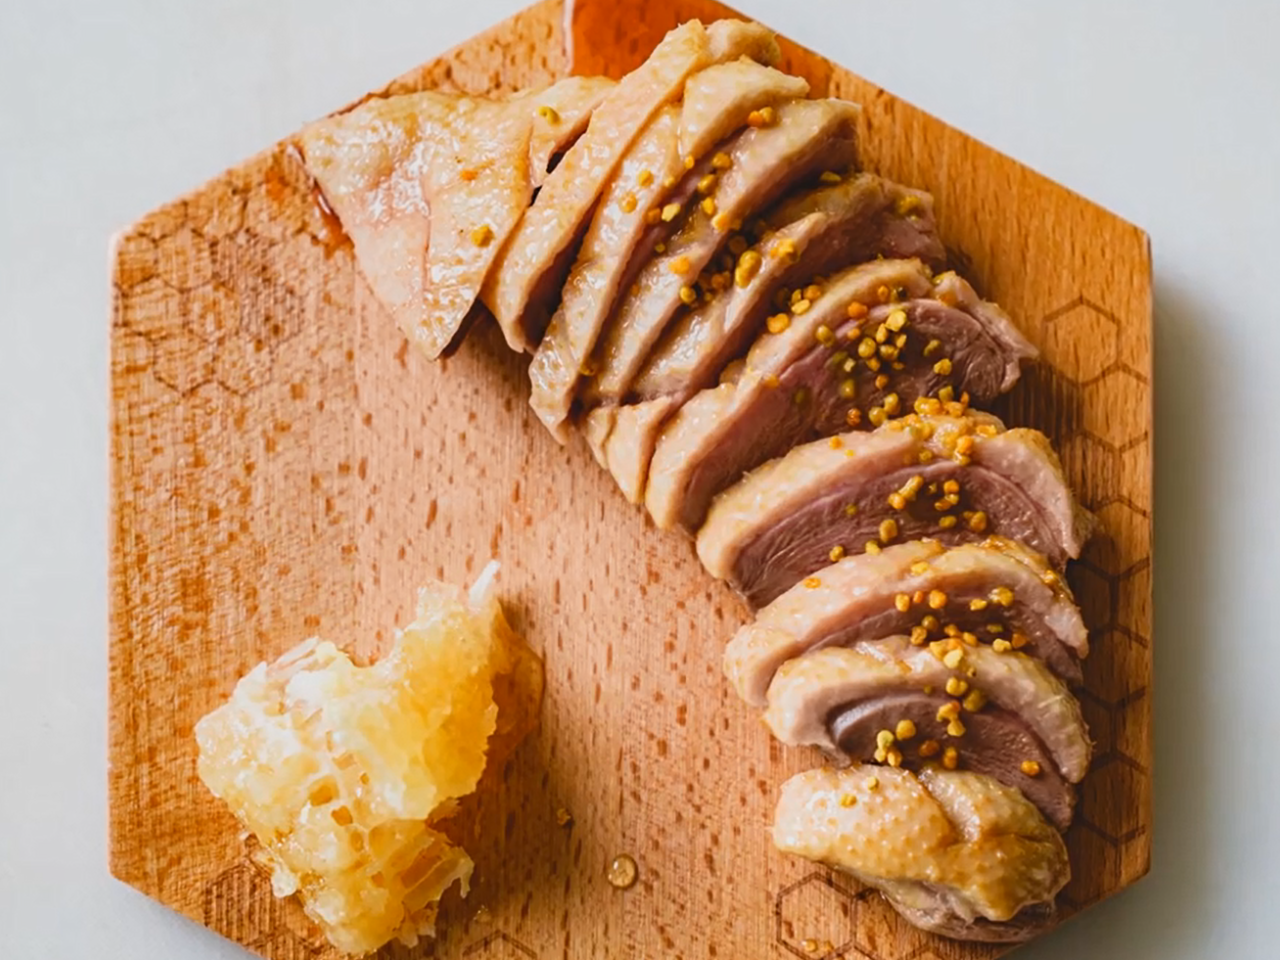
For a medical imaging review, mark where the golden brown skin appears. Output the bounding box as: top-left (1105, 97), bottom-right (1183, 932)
top-left (299, 77), bottom-right (613, 361)
top-left (773, 765), bottom-right (1069, 942)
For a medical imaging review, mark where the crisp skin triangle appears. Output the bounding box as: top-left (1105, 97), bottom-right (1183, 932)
top-left (299, 77), bottom-right (610, 360)
top-left (774, 765), bottom-right (1070, 943)
top-left (482, 19), bottom-right (781, 353)
top-left (300, 91), bottom-right (534, 359)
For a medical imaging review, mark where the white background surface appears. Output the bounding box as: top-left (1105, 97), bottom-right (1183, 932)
top-left (1, 1), bottom-right (1277, 957)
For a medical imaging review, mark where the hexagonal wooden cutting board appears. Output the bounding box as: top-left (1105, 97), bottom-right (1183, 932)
top-left (107, 1), bottom-right (1153, 958)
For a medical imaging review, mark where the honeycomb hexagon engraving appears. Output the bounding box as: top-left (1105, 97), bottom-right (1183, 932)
top-left (1059, 822), bottom-right (1124, 910)
top-left (1039, 299), bottom-right (1119, 383)
top-left (1118, 440), bottom-right (1152, 513)
top-left (1079, 756), bottom-right (1148, 844)
top-left (114, 231), bottom-right (159, 289)
top-left (1116, 563), bottom-right (1152, 645)
top-left (1085, 501), bottom-right (1149, 576)
top-left (775, 872), bottom-right (858, 959)
top-left (1067, 562), bottom-right (1115, 633)
top-left (464, 931), bottom-right (538, 958)
top-left (1081, 630), bottom-right (1149, 707)
top-left (156, 225), bottom-right (216, 291)
top-left (119, 275), bottom-right (185, 341)
top-left (1081, 367), bottom-right (1148, 449)
top-left (189, 176), bottom-right (249, 239)
top-left (203, 863), bottom-right (279, 947)
top-left (153, 330), bottom-right (217, 395)
top-left (187, 282), bottom-right (241, 343)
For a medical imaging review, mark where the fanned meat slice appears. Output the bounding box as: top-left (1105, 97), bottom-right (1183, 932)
top-left (527, 106), bottom-right (687, 441)
top-left (584, 183), bottom-right (944, 502)
top-left (644, 262), bottom-right (1035, 534)
top-left (697, 413), bottom-right (1093, 606)
top-left (918, 270), bottom-right (1038, 392)
top-left (578, 212), bottom-right (843, 497)
top-left (585, 98), bottom-right (861, 404)
top-left (522, 77), bottom-right (617, 186)
top-left (678, 58), bottom-right (809, 160)
top-left (634, 176), bottom-right (947, 401)
top-left (593, 259), bottom-right (926, 512)
top-left (646, 258), bottom-right (974, 532)
top-left (763, 637), bottom-right (1090, 828)
top-left (725, 537), bottom-right (1087, 707)
top-left (764, 172), bottom-right (948, 269)
top-left (529, 56), bottom-right (808, 441)
top-left (299, 91), bottom-right (535, 359)
top-left (481, 19), bottom-right (780, 352)
top-left (774, 765), bottom-right (1070, 942)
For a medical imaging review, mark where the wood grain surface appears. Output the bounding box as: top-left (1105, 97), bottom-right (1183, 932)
top-left (108, 2), bottom-right (1153, 958)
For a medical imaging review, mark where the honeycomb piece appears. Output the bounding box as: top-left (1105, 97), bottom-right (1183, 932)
top-left (195, 564), bottom-right (541, 955)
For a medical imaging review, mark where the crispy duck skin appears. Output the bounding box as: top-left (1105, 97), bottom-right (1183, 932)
top-left (774, 765), bottom-right (1070, 942)
top-left (522, 76), bottom-right (617, 188)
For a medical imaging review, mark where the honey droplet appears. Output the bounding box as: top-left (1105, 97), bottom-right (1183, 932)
top-left (607, 854), bottom-right (638, 889)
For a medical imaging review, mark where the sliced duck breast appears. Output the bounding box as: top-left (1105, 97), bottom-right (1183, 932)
top-left (763, 636), bottom-right (1091, 828)
top-left (633, 176), bottom-right (947, 401)
top-left (725, 537), bottom-right (1087, 706)
top-left (696, 413), bottom-right (1093, 606)
top-left (523, 76), bottom-right (617, 186)
top-left (584, 97), bottom-right (861, 404)
top-left (582, 179), bottom-right (948, 501)
top-left (678, 57), bottom-right (810, 161)
top-left (529, 57), bottom-right (808, 440)
top-left (643, 269), bottom-right (1036, 533)
top-left (482, 19), bottom-right (780, 352)
top-left (589, 258), bottom-right (927, 504)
